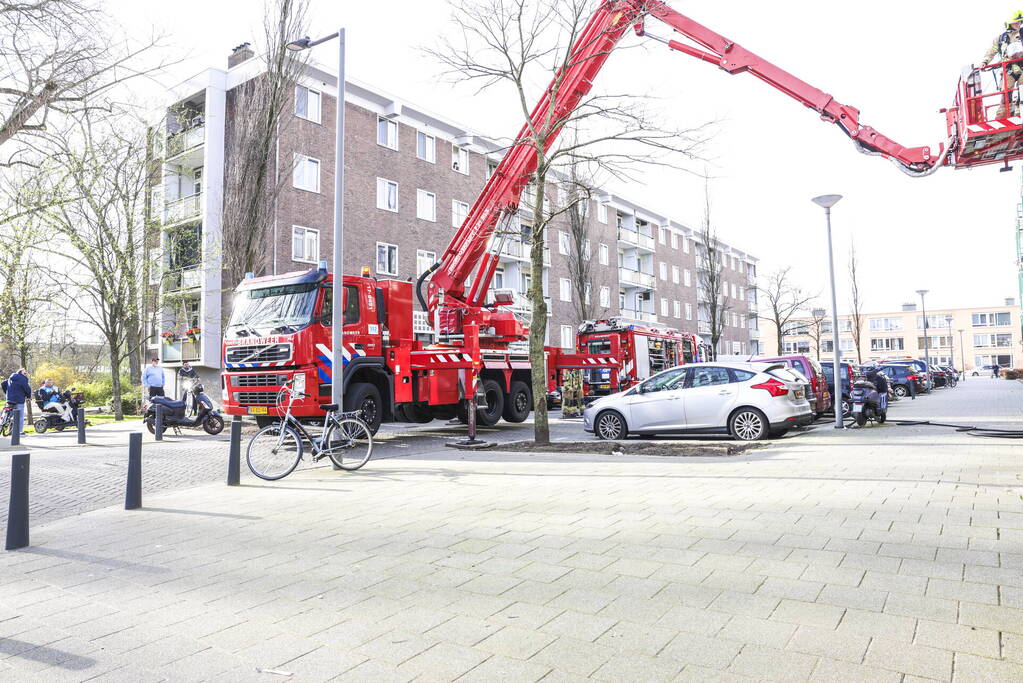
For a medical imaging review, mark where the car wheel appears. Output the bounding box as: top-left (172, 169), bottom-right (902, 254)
top-left (595, 410), bottom-right (627, 440)
top-left (972, 371), bottom-right (978, 376)
top-left (841, 400), bottom-right (851, 417)
top-left (729, 408), bottom-right (768, 441)
top-left (893, 385), bottom-right (908, 398)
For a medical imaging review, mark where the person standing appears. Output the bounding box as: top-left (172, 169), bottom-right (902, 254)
top-left (993, 363), bottom-right (1001, 379)
top-left (981, 11), bottom-right (1023, 116)
top-left (177, 361), bottom-right (199, 414)
top-left (142, 357), bottom-right (166, 398)
top-left (5, 369), bottom-right (31, 433)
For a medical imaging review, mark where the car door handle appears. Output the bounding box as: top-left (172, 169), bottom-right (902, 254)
top-left (717, 390), bottom-right (732, 395)
top-left (667, 396), bottom-right (681, 400)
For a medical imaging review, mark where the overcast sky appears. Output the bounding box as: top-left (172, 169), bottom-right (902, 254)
top-left (111, 0), bottom-right (1018, 314)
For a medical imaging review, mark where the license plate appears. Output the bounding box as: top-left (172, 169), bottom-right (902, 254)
top-left (599, 384), bottom-right (610, 390)
top-left (852, 404), bottom-right (863, 413)
top-left (794, 388), bottom-right (804, 399)
top-left (247, 406), bottom-right (268, 415)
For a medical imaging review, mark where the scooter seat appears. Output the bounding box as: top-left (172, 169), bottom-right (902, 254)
top-left (319, 403), bottom-right (338, 412)
top-left (151, 397), bottom-right (186, 410)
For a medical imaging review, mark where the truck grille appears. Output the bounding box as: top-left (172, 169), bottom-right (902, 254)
top-left (235, 391), bottom-right (280, 405)
top-left (225, 343), bottom-right (291, 364)
top-left (231, 374), bottom-right (287, 387)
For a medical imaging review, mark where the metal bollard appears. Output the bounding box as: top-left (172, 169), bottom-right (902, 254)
top-left (11, 405), bottom-right (21, 447)
top-left (5, 453), bottom-right (29, 550)
top-left (125, 433), bottom-right (142, 510)
top-left (154, 407), bottom-right (163, 441)
top-left (76, 407), bottom-right (85, 444)
top-left (227, 416), bottom-right (241, 486)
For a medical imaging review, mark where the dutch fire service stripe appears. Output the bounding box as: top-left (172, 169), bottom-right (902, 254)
top-left (225, 361), bottom-right (286, 368)
top-left (314, 343), bottom-right (365, 371)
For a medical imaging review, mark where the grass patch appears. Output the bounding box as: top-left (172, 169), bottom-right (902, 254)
top-left (22, 414), bottom-right (141, 435)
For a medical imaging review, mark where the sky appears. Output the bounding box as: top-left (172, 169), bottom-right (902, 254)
top-left (109, 0), bottom-right (1020, 315)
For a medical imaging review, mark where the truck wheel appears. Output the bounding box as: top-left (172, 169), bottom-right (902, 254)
top-left (397, 403), bottom-right (432, 424)
top-left (477, 379), bottom-right (504, 426)
top-left (502, 381), bottom-right (531, 423)
top-left (344, 383), bottom-right (382, 435)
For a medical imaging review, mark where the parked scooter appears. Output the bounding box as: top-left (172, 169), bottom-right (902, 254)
top-left (849, 378), bottom-right (887, 427)
top-left (143, 381), bottom-right (224, 435)
top-left (33, 389), bottom-right (88, 434)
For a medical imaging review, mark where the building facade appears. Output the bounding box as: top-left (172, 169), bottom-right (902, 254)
top-left (147, 47), bottom-right (758, 388)
top-left (761, 299), bottom-right (1023, 371)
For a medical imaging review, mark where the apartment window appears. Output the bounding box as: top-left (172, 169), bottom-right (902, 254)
top-left (599, 286), bottom-right (610, 308)
top-left (416, 189), bottom-right (436, 222)
top-left (870, 337), bottom-right (905, 352)
top-left (377, 117), bottom-right (398, 149)
top-left (559, 278), bottom-right (572, 302)
top-left (558, 230), bottom-right (571, 256)
top-left (584, 284), bottom-right (591, 305)
top-left (659, 227), bottom-right (668, 245)
top-left (582, 239), bottom-right (591, 261)
top-left (730, 283), bottom-right (737, 299)
top-left (597, 203), bottom-right (608, 224)
top-left (673, 300), bottom-right (681, 318)
top-left (294, 86), bottom-right (321, 123)
top-left (415, 131), bottom-right (436, 163)
top-left (376, 242), bottom-right (398, 275)
top-left (451, 146), bottom-right (469, 174)
top-left (684, 269), bottom-right (692, 287)
top-left (452, 200), bottom-right (469, 228)
top-left (739, 286), bottom-right (745, 301)
top-left (721, 280), bottom-right (728, 297)
top-left (520, 272), bottom-right (531, 295)
top-left (619, 292), bottom-right (627, 309)
top-left (972, 312), bottom-right (1011, 327)
top-left (292, 155), bottom-right (320, 192)
top-left (659, 262), bottom-right (667, 281)
top-left (659, 298), bottom-right (668, 317)
top-left (493, 267), bottom-right (505, 289)
top-left (485, 160), bottom-right (498, 180)
top-left (291, 226), bottom-right (319, 263)
top-left (869, 317), bottom-right (903, 332)
top-left (560, 325), bottom-right (574, 350)
top-left (976, 354), bottom-right (1013, 367)
top-left (918, 336), bottom-right (953, 348)
top-left (598, 243), bottom-right (609, 265)
top-left (670, 232), bottom-right (678, 249)
top-left (682, 236), bottom-right (690, 253)
top-left (974, 333), bottom-right (1013, 348)
top-left (376, 178), bottom-right (398, 212)
top-left (671, 265), bottom-right (680, 284)
top-left (416, 250), bottom-right (436, 276)
top-left (685, 303), bottom-right (693, 320)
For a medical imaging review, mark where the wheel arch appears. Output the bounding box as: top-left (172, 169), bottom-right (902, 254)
top-left (344, 359), bottom-right (393, 422)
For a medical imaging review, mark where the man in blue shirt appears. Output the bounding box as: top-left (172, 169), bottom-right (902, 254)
top-left (142, 357), bottom-right (166, 398)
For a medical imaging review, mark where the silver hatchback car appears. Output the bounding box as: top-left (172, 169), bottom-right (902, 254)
top-left (583, 361), bottom-right (813, 441)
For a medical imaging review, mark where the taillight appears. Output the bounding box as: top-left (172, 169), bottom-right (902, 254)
top-left (908, 374), bottom-right (917, 380)
top-left (811, 376), bottom-right (819, 392)
top-left (751, 378), bottom-right (789, 397)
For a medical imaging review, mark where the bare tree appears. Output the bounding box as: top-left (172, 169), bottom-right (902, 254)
top-left (760, 267), bottom-right (816, 355)
top-left (803, 306), bottom-right (828, 360)
top-left (429, 0), bottom-right (708, 443)
top-left (848, 241), bottom-right (865, 363)
top-left (220, 0), bottom-right (309, 296)
top-left (697, 181), bottom-right (728, 358)
top-left (0, 0), bottom-right (171, 154)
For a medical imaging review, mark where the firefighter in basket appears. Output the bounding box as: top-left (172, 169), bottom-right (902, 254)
top-left (981, 11), bottom-right (1023, 116)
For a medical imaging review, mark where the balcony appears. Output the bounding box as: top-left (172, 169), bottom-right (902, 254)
top-left (698, 321), bottom-right (711, 334)
top-left (160, 336), bottom-right (201, 363)
top-left (621, 309), bottom-right (657, 323)
top-left (163, 266), bottom-right (202, 292)
top-left (165, 193), bottom-right (202, 224)
top-left (166, 124), bottom-right (205, 158)
top-left (619, 268), bottom-right (655, 289)
top-left (498, 239), bottom-right (550, 265)
top-left (748, 328), bottom-right (761, 339)
top-left (617, 228), bottom-right (655, 251)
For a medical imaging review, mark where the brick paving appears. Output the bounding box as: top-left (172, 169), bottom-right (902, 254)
top-left (0, 378), bottom-right (1020, 681)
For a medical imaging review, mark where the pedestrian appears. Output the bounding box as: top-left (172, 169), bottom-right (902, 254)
top-left (177, 361), bottom-right (199, 414)
top-left (993, 363), bottom-right (1001, 379)
top-left (142, 357), bottom-right (166, 398)
top-left (5, 368), bottom-right (32, 433)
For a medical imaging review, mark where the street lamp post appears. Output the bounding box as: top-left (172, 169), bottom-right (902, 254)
top-left (917, 289), bottom-right (930, 389)
top-left (288, 30), bottom-right (346, 411)
top-left (945, 314), bottom-right (954, 373)
top-left (812, 194), bottom-right (844, 429)
top-left (958, 328), bottom-right (966, 382)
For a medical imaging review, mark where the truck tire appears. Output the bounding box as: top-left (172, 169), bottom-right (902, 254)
top-left (344, 382), bottom-right (382, 435)
top-left (396, 403), bottom-right (432, 424)
top-left (502, 381), bottom-right (531, 423)
top-left (477, 379), bottom-right (504, 426)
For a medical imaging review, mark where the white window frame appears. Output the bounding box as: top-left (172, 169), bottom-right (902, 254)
top-left (560, 325), bottom-right (574, 350)
top-left (670, 232), bottom-right (678, 249)
top-left (452, 199), bottom-right (469, 228)
top-left (597, 203), bottom-right (608, 224)
top-left (684, 269), bottom-right (692, 287)
top-left (584, 284), bottom-right (591, 305)
top-left (416, 131), bottom-right (436, 163)
top-left (685, 303), bottom-right (693, 320)
top-left (659, 227), bottom-right (668, 245)
top-left (559, 277), bottom-right (572, 302)
top-left (291, 225), bottom-right (320, 264)
top-left (376, 242), bottom-right (398, 276)
top-left (377, 117), bottom-right (398, 150)
top-left (598, 243), bottom-right (609, 265)
top-left (294, 86), bottom-right (321, 124)
top-left (673, 301), bottom-right (681, 318)
top-left (599, 286), bottom-right (610, 308)
top-left (292, 154), bottom-right (320, 193)
top-left (660, 298), bottom-right (669, 317)
top-left (682, 236), bottom-right (690, 254)
top-left (583, 239), bottom-right (591, 261)
top-left (376, 177), bottom-right (398, 212)
top-left (451, 146), bottom-right (469, 175)
top-left (558, 230), bottom-right (571, 256)
top-left (659, 262), bottom-right (668, 280)
top-left (416, 189), bottom-right (437, 222)
top-left (416, 249), bottom-right (436, 276)
top-left (672, 265), bottom-right (680, 284)
top-left (731, 283), bottom-right (737, 299)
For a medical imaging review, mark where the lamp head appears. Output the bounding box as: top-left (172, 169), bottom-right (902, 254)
top-left (915, 289), bottom-right (929, 297)
top-left (812, 308), bottom-right (826, 317)
top-left (286, 36), bottom-right (311, 51)
top-left (811, 194), bottom-right (842, 209)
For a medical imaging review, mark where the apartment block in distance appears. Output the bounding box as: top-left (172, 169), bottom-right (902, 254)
top-left (147, 45), bottom-right (759, 390)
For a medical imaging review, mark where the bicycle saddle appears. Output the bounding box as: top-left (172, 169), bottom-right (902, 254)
top-left (319, 403), bottom-right (338, 412)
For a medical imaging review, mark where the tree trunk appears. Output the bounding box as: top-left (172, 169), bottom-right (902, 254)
top-left (109, 343), bottom-right (124, 420)
top-left (528, 179), bottom-right (550, 445)
top-left (18, 343), bottom-right (33, 425)
top-left (126, 313), bottom-right (142, 384)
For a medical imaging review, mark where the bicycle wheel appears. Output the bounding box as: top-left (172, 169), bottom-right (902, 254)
top-left (246, 424), bottom-right (303, 480)
top-left (323, 417), bottom-right (374, 471)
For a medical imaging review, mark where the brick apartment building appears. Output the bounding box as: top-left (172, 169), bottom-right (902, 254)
top-left (760, 298), bottom-right (1023, 371)
top-left (148, 46), bottom-right (759, 388)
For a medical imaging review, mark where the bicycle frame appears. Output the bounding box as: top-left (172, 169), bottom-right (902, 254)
top-left (271, 383), bottom-right (361, 460)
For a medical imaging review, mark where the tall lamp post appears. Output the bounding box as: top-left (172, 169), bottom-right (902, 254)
top-left (917, 289), bottom-right (930, 389)
top-left (945, 314), bottom-right (954, 372)
top-left (812, 194), bottom-right (844, 429)
top-left (957, 328), bottom-right (966, 382)
top-left (288, 30), bottom-right (346, 411)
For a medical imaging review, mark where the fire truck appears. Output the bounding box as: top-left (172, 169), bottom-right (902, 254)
top-left (576, 319), bottom-right (702, 397)
top-left (222, 1), bottom-right (1023, 430)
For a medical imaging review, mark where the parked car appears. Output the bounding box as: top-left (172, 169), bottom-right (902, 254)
top-left (879, 363), bottom-right (926, 397)
top-left (930, 367), bottom-right (948, 388)
top-left (756, 355), bottom-right (832, 419)
top-left (971, 364), bottom-right (999, 377)
top-left (582, 361), bottom-right (813, 442)
top-left (881, 359), bottom-right (932, 391)
top-left (819, 361), bottom-right (857, 415)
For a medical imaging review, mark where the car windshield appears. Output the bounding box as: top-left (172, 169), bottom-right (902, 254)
top-left (227, 283), bottom-right (318, 336)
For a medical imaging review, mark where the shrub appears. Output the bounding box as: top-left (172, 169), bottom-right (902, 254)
top-left (1004, 368), bottom-right (1023, 380)
top-left (78, 375), bottom-right (138, 413)
top-left (31, 362), bottom-right (83, 390)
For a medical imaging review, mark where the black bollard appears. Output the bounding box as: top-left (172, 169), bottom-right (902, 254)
top-left (154, 407), bottom-right (163, 441)
top-left (227, 417), bottom-right (241, 486)
top-left (10, 406), bottom-right (21, 447)
top-left (5, 453), bottom-right (29, 550)
top-left (76, 407), bottom-right (86, 444)
top-left (125, 433), bottom-right (142, 510)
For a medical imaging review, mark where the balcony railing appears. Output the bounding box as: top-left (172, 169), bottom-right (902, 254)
top-left (617, 228), bottom-right (655, 251)
top-left (165, 193), bottom-right (202, 224)
top-left (160, 336), bottom-right (201, 363)
top-left (163, 266), bottom-right (202, 292)
top-left (619, 268), bottom-right (655, 289)
top-left (166, 125), bottom-right (205, 157)
top-left (698, 321), bottom-right (711, 334)
top-left (498, 239), bottom-right (550, 265)
top-left (748, 328), bottom-right (761, 339)
top-left (620, 309), bottom-right (657, 323)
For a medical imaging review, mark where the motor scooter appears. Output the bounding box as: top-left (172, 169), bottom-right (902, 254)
top-left (849, 378), bottom-right (886, 427)
top-left (143, 381), bottom-right (224, 435)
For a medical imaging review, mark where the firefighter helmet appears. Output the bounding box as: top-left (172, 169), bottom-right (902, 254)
top-left (1008, 10), bottom-right (1023, 26)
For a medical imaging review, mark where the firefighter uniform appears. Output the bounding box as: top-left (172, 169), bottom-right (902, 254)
top-left (982, 15), bottom-right (1023, 117)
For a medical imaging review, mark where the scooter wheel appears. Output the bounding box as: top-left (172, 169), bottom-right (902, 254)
top-left (203, 414), bottom-right (225, 435)
top-left (33, 418), bottom-right (48, 434)
top-left (145, 419), bottom-right (156, 435)
top-left (877, 411), bottom-right (887, 424)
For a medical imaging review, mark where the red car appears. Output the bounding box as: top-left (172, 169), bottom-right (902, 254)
top-left (757, 355), bottom-right (832, 418)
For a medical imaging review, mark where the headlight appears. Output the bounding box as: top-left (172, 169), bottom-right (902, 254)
top-left (293, 373), bottom-right (306, 395)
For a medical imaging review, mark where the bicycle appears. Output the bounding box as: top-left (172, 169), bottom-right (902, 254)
top-left (246, 379), bottom-right (373, 481)
top-left (0, 402), bottom-right (19, 437)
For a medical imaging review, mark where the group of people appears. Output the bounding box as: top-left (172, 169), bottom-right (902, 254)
top-left (981, 11), bottom-right (1023, 116)
top-left (142, 357), bottom-right (198, 397)
top-left (2, 370), bottom-right (75, 423)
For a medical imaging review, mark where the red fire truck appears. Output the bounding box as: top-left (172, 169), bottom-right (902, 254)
top-left (222, 1), bottom-right (1023, 431)
top-left (576, 319), bottom-right (702, 397)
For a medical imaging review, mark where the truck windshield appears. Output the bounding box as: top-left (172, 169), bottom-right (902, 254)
top-left (227, 283), bottom-right (318, 336)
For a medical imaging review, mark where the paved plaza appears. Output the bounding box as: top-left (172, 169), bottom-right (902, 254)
top-left (0, 378), bottom-right (1021, 681)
